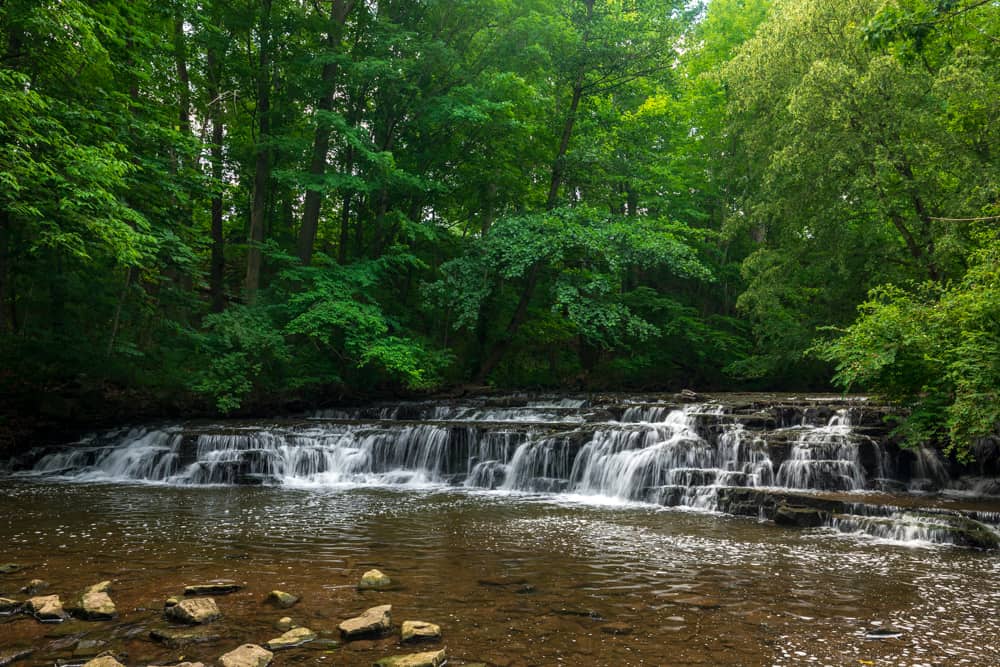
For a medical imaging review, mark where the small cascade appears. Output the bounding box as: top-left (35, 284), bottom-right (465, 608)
top-left (9, 393), bottom-right (1000, 548)
top-left (775, 410), bottom-right (867, 491)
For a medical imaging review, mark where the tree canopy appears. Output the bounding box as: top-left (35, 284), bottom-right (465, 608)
top-left (1, 0), bottom-right (997, 459)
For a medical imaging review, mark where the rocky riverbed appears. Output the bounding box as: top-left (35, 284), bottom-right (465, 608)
top-left (2, 480), bottom-right (999, 666)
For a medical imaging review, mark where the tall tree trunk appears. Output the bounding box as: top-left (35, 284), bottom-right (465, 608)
top-left (207, 12), bottom-right (226, 313)
top-left (245, 0), bottom-right (273, 303)
top-left (174, 14), bottom-right (191, 136)
top-left (0, 211), bottom-right (8, 333)
top-left (297, 0), bottom-right (355, 265)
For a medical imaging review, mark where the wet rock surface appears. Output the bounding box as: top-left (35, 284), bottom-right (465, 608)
top-left (218, 644), bottom-right (273, 667)
top-left (26, 595), bottom-right (66, 622)
top-left (373, 649), bottom-right (447, 667)
top-left (358, 569), bottom-right (392, 590)
top-left (68, 581), bottom-right (116, 620)
top-left (339, 604), bottom-right (392, 638)
top-left (184, 580), bottom-right (243, 596)
top-left (149, 626), bottom-right (222, 647)
top-left (264, 590), bottom-right (298, 608)
top-left (400, 620), bottom-right (441, 642)
top-left (265, 626), bottom-right (316, 650)
top-left (164, 597), bottom-right (221, 624)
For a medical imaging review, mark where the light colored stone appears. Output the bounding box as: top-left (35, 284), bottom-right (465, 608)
top-left (69, 582), bottom-right (116, 620)
top-left (265, 590), bottom-right (298, 608)
top-left (27, 595), bottom-right (66, 621)
top-left (82, 657), bottom-right (124, 667)
top-left (373, 648), bottom-right (447, 667)
top-left (185, 580), bottom-right (242, 595)
top-left (401, 620), bottom-right (441, 642)
top-left (266, 626), bottom-right (316, 650)
top-left (339, 604), bottom-right (392, 638)
top-left (358, 569), bottom-right (392, 590)
top-left (165, 597), bottom-right (220, 624)
top-left (165, 596), bottom-right (181, 607)
top-left (274, 617), bottom-right (295, 631)
top-left (218, 644), bottom-right (273, 667)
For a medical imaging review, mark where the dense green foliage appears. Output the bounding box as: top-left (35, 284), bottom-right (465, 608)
top-left (0, 0), bottom-right (997, 458)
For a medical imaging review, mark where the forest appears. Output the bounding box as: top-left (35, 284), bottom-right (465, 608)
top-left (0, 0), bottom-right (997, 460)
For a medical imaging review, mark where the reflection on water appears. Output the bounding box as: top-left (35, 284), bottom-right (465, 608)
top-left (0, 480), bottom-right (997, 666)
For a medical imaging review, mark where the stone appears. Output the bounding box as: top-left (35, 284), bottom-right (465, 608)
top-left (265, 590), bottom-right (299, 608)
top-left (165, 597), bottom-right (221, 624)
top-left (218, 644), bottom-right (273, 667)
top-left (69, 582), bottom-right (116, 620)
top-left (339, 604), bottom-right (392, 638)
top-left (82, 657), bottom-right (125, 667)
top-left (0, 598), bottom-right (20, 614)
top-left (72, 639), bottom-right (107, 658)
top-left (266, 627), bottom-right (317, 650)
top-left (0, 649), bottom-right (33, 667)
top-left (358, 569), bottom-right (392, 590)
top-left (0, 564), bottom-right (25, 575)
top-left (274, 617), bottom-right (295, 631)
top-left (774, 504), bottom-right (828, 528)
top-left (599, 622), bottom-right (633, 635)
top-left (150, 626), bottom-right (222, 648)
top-left (373, 649), bottom-right (447, 667)
top-left (27, 595), bottom-right (67, 622)
top-left (184, 580), bottom-right (243, 595)
top-left (165, 596), bottom-right (181, 607)
top-left (401, 621), bottom-right (441, 642)
top-left (20, 579), bottom-right (49, 595)
top-left (150, 663), bottom-right (205, 667)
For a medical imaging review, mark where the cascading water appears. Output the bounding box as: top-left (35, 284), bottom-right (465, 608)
top-left (8, 396), bottom-right (1000, 548)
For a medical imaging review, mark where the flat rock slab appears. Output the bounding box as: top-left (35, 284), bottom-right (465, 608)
top-left (401, 621), bottom-right (441, 642)
top-left (184, 580), bottom-right (243, 595)
top-left (373, 649), bottom-right (447, 667)
top-left (150, 626), bottom-right (222, 648)
top-left (266, 626), bottom-right (316, 650)
top-left (339, 604), bottom-right (392, 638)
top-left (81, 657), bottom-right (124, 667)
top-left (358, 569), bottom-right (392, 590)
top-left (0, 564), bottom-right (25, 575)
top-left (219, 644), bottom-right (273, 667)
top-left (165, 597), bottom-right (220, 624)
top-left (0, 598), bottom-right (20, 614)
top-left (265, 590), bottom-right (299, 608)
top-left (27, 595), bottom-right (66, 622)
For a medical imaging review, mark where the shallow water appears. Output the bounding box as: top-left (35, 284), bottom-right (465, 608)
top-left (1, 480), bottom-right (998, 666)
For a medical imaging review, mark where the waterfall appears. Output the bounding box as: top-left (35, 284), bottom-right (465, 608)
top-left (5, 398), bottom-right (977, 507)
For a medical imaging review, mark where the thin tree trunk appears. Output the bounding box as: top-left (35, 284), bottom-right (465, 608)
top-left (207, 13), bottom-right (226, 313)
top-left (245, 0), bottom-right (273, 303)
top-left (107, 268), bottom-right (134, 356)
top-left (297, 0), bottom-right (356, 265)
top-left (0, 211), bottom-right (8, 333)
top-left (174, 14), bottom-right (192, 136)
top-left (338, 193), bottom-right (352, 264)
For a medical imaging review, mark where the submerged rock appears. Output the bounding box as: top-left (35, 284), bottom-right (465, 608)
top-left (72, 639), bottom-right (108, 658)
top-left (20, 579), bottom-right (49, 595)
top-left (266, 626), bottom-right (316, 650)
top-left (774, 504), bottom-right (828, 528)
top-left (265, 590), bottom-right (299, 608)
top-left (219, 644), bottom-right (273, 667)
top-left (339, 604), bottom-right (392, 638)
top-left (0, 598), bottom-right (20, 615)
top-left (401, 621), bottom-right (441, 642)
top-left (599, 622), bottom-right (633, 635)
top-left (150, 626), bottom-right (222, 648)
top-left (26, 595), bottom-right (66, 622)
top-left (358, 569), bottom-right (392, 590)
top-left (184, 580), bottom-right (243, 595)
top-left (373, 648), bottom-right (447, 667)
top-left (81, 657), bottom-right (125, 667)
top-left (0, 649), bottom-right (33, 667)
top-left (275, 617), bottom-right (295, 631)
top-left (0, 564), bottom-right (25, 575)
top-left (69, 581), bottom-right (116, 620)
top-left (165, 597), bottom-right (221, 624)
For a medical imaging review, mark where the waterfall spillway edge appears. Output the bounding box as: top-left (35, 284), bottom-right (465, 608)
top-left (6, 395), bottom-right (1000, 548)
